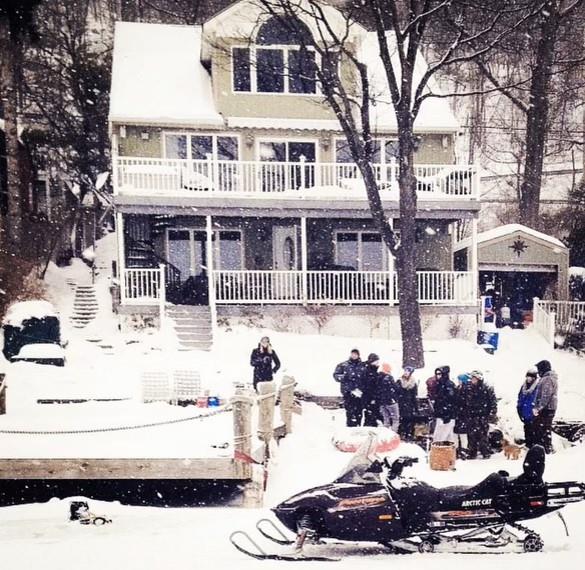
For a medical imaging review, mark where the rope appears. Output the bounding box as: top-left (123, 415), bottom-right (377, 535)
top-left (0, 405), bottom-right (232, 435)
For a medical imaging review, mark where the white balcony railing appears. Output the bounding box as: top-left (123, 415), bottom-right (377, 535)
top-left (121, 269), bottom-right (476, 306)
top-left (114, 157), bottom-right (478, 199)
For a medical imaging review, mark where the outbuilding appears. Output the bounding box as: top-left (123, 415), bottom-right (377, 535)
top-left (454, 224), bottom-right (569, 319)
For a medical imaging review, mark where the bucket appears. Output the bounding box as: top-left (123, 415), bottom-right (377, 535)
top-left (207, 396), bottom-right (220, 407)
top-left (429, 441), bottom-right (456, 471)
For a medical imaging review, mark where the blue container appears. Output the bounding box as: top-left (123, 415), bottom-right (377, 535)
top-left (477, 330), bottom-right (499, 351)
top-left (207, 396), bottom-right (220, 407)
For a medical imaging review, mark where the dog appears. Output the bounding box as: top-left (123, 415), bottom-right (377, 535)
top-left (502, 438), bottom-right (523, 460)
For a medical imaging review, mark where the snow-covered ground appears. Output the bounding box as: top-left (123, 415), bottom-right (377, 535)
top-left (0, 246), bottom-right (584, 567)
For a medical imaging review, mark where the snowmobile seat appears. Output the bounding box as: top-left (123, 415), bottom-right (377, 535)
top-left (436, 472), bottom-right (508, 507)
top-left (509, 445), bottom-right (545, 486)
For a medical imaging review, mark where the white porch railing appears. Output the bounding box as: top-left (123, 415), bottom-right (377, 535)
top-left (114, 157), bottom-right (478, 199)
top-left (212, 270), bottom-right (475, 305)
top-left (123, 267), bottom-right (164, 304)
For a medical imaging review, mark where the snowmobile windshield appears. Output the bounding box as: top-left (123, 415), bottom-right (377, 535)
top-left (334, 434), bottom-right (381, 485)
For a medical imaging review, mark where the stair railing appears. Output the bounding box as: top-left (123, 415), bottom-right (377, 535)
top-left (125, 234), bottom-right (181, 288)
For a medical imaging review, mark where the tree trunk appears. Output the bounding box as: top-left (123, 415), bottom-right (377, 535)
top-left (519, 3), bottom-right (559, 228)
top-left (396, 115), bottom-right (424, 368)
top-left (0, 20), bottom-right (23, 250)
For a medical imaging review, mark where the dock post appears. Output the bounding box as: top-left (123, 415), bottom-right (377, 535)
top-left (257, 380), bottom-right (277, 445)
top-left (0, 374), bottom-right (6, 415)
top-left (279, 376), bottom-right (296, 435)
top-left (232, 383), bottom-right (253, 479)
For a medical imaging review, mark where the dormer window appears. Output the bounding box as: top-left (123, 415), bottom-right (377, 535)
top-left (232, 16), bottom-right (318, 94)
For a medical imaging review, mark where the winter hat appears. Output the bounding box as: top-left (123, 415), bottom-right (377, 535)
top-left (457, 373), bottom-right (471, 384)
top-left (350, 348), bottom-right (360, 356)
top-left (403, 366), bottom-right (415, 376)
top-left (535, 360), bottom-right (551, 375)
top-left (260, 336), bottom-right (270, 343)
top-left (367, 353), bottom-right (380, 364)
top-left (526, 367), bottom-right (538, 379)
top-left (380, 362), bottom-right (392, 374)
top-left (434, 367), bottom-right (443, 376)
top-left (470, 370), bottom-right (484, 381)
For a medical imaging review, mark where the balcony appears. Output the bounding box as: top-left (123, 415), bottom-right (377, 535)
top-left (113, 157), bottom-right (479, 201)
top-left (122, 268), bottom-right (476, 307)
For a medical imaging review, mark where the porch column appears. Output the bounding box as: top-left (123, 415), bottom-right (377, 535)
top-left (301, 217), bottom-right (308, 305)
top-left (470, 216), bottom-right (479, 301)
top-left (112, 133), bottom-right (119, 196)
top-left (116, 211), bottom-right (126, 304)
top-left (206, 215), bottom-right (218, 334)
top-left (388, 217), bottom-right (395, 306)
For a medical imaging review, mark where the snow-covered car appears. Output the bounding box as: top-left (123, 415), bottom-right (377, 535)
top-left (2, 300), bottom-right (65, 365)
top-left (11, 343), bottom-right (66, 367)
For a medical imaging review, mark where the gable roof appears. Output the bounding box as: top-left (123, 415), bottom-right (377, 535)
top-left (455, 223), bottom-right (567, 252)
top-left (109, 22), bottom-right (223, 127)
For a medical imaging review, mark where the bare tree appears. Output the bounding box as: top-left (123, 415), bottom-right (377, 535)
top-left (0, 0), bottom-right (42, 250)
top-left (465, 0), bottom-right (585, 227)
top-left (254, 0), bottom-right (539, 366)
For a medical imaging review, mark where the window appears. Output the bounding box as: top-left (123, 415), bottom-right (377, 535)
top-left (164, 134), bottom-right (239, 161)
top-left (215, 230), bottom-right (243, 271)
top-left (335, 231), bottom-right (386, 271)
top-left (258, 140), bottom-right (316, 191)
top-left (335, 137), bottom-right (398, 163)
top-left (231, 16), bottom-right (318, 94)
top-left (233, 47), bottom-right (251, 92)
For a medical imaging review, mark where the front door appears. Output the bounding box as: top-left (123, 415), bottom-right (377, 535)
top-left (272, 226), bottom-right (300, 300)
top-left (167, 229), bottom-right (208, 305)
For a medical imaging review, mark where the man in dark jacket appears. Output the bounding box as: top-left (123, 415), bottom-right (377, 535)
top-left (362, 353), bottom-right (382, 427)
top-left (377, 362), bottom-right (400, 432)
top-left (432, 365), bottom-right (457, 443)
top-left (333, 349), bottom-right (365, 427)
top-left (532, 360), bottom-right (558, 453)
top-left (465, 370), bottom-right (497, 459)
top-left (250, 336), bottom-right (281, 392)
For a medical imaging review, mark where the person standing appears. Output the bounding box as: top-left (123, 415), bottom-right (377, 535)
top-left (377, 362), bottom-right (400, 432)
top-left (426, 367), bottom-right (445, 406)
top-left (454, 373), bottom-right (471, 459)
top-left (250, 336), bottom-right (281, 392)
top-left (466, 370), bottom-right (497, 459)
top-left (432, 366), bottom-right (457, 443)
top-left (517, 368), bottom-right (540, 448)
top-left (333, 349), bottom-right (365, 427)
top-left (532, 360), bottom-right (558, 454)
top-left (362, 353), bottom-right (382, 427)
top-left (396, 366), bottom-right (419, 441)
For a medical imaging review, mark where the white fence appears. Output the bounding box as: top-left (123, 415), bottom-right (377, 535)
top-left (532, 299), bottom-right (556, 347)
top-left (533, 298), bottom-right (585, 346)
top-left (114, 157), bottom-right (478, 199)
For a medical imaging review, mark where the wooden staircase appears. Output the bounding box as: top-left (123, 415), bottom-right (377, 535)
top-left (166, 305), bottom-right (213, 351)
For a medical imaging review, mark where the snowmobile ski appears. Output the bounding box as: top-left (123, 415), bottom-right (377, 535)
top-left (229, 530), bottom-right (340, 562)
top-left (256, 518), bottom-right (295, 545)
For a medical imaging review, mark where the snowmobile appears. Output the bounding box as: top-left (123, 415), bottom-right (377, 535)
top-left (230, 439), bottom-right (585, 560)
top-left (69, 500), bottom-right (112, 526)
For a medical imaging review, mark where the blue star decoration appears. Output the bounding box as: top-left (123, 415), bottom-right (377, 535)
top-left (509, 239), bottom-right (528, 257)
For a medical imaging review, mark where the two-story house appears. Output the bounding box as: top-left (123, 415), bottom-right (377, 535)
top-left (108, 0), bottom-right (480, 344)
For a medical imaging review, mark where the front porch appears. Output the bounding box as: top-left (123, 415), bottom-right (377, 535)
top-left (116, 213), bottom-right (479, 311)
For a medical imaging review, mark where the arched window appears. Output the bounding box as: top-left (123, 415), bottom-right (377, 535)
top-left (232, 16), bottom-right (318, 94)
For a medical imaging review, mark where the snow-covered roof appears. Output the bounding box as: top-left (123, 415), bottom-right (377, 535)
top-left (455, 224), bottom-right (567, 251)
top-left (109, 22), bottom-right (223, 128)
top-left (359, 33), bottom-right (460, 133)
top-left (2, 301), bottom-right (58, 327)
top-left (570, 266), bottom-right (585, 278)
